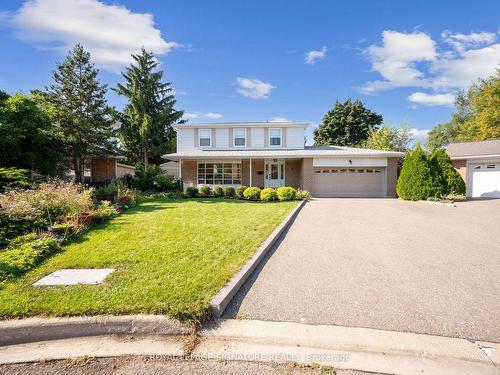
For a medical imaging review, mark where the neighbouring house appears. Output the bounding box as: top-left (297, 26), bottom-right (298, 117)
top-left (163, 122), bottom-right (403, 197)
top-left (90, 156), bottom-right (135, 185)
top-left (160, 161), bottom-right (180, 178)
top-left (447, 139), bottom-right (500, 198)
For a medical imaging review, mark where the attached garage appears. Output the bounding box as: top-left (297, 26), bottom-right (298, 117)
top-left (470, 162), bottom-right (500, 198)
top-left (313, 167), bottom-right (385, 197)
top-left (448, 140), bottom-right (500, 199)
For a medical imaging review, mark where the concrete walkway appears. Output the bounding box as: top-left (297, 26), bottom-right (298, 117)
top-left (225, 198), bottom-right (500, 342)
top-left (1, 319), bottom-right (498, 374)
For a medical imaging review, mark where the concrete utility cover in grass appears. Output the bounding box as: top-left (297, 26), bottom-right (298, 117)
top-left (33, 269), bottom-right (115, 286)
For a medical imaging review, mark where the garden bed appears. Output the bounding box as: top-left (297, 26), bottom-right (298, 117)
top-left (0, 198), bottom-right (297, 323)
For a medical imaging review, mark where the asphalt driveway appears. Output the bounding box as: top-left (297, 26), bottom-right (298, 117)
top-left (225, 198), bottom-right (500, 342)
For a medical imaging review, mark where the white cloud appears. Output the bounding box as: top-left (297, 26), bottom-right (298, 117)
top-left (305, 46), bottom-right (327, 64)
top-left (362, 29), bottom-right (500, 106)
top-left (410, 128), bottom-right (430, 144)
top-left (236, 77), bottom-right (275, 99)
top-left (269, 117), bottom-right (290, 122)
top-left (441, 30), bottom-right (496, 52)
top-left (183, 112), bottom-right (223, 120)
top-left (407, 92), bottom-right (455, 106)
top-left (10, 0), bottom-right (179, 72)
top-left (362, 31), bottom-right (436, 93)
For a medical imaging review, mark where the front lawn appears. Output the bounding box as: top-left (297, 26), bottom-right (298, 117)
top-left (0, 198), bottom-right (297, 323)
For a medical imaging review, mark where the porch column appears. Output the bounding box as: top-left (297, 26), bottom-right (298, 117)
top-left (249, 158), bottom-right (252, 186)
top-left (178, 159), bottom-right (182, 180)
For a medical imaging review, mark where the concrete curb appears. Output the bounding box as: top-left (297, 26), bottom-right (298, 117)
top-left (196, 319), bottom-right (500, 375)
top-left (209, 200), bottom-right (306, 318)
top-left (0, 315), bottom-right (191, 346)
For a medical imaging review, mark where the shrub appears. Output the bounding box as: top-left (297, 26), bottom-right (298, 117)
top-left (0, 233), bottom-right (62, 282)
top-left (397, 146), bottom-right (438, 201)
top-left (185, 186), bottom-right (199, 198)
top-left (92, 201), bottom-right (118, 223)
top-left (427, 196), bottom-right (441, 202)
top-left (224, 187), bottom-right (236, 198)
top-left (213, 186), bottom-right (224, 198)
top-left (276, 186), bottom-right (297, 201)
top-left (296, 189), bottom-right (311, 200)
top-left (0, 181), bottom-right (93, 239)
top-left (236, 186), bottom-right (247, 199)
top-left (260, 188), bottom-right (277, 201)
top-left (0, 168), bottom-right (33, 192)
top-left (95, 182), bottom-right (117, 196)
top-left (243, 187), bottom-right (261, 200)
top-left (429, 149), bottom-right (466, 195)
top-left (199, 185), bottom-right (212, 197)
top-left (122, 166), bottom-right (181, 192)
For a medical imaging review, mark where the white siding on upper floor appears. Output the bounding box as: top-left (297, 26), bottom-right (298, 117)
top-left (216, 128), bottom-right (229, 148)
top-left (286, 127), bottom-right (304, 149)
top-left (251, 128), bottom-right (265, 148)
top-left (176, 128), bottom-right (195, 152)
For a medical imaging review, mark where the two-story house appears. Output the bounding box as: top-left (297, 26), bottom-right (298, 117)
top-left (163, 122), bottom-right (403, 197)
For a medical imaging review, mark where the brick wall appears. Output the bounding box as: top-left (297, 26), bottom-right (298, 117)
top-left (285, 159), bottom-right (301, 189)
top-left (452, 159), bottom-right (467, 182)
top-left (91, 157), bottom-right (116, 183)
top-left (301, 158), bottom-right (313, 192)
top-left (242, 159), bottom-right (264, 187)
top-left (181, 160), bottom-right (197, 186)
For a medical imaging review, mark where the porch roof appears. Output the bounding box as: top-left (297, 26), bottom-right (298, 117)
top-left (163, 146), bottom-right (403, 160)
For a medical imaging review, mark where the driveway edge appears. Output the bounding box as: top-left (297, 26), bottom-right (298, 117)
top-left (0, 314), bottom-right (191, 346)
top-left (209, 200), bottom-right (306, 318)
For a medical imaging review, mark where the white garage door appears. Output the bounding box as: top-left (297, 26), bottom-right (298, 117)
top-left (471, 163), bottom-right (500, 198)
top-left (312, 168), bottom-right (385, 197)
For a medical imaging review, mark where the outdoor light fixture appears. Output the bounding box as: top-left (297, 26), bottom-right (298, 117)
top-left (349, 159), bottom-right (352, 164)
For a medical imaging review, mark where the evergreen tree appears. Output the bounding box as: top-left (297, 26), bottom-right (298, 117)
top-left (114, 49), bottom-right (183, 166)
top-left (429, 149), bottom-right (466, 195)
top-left (396, 146), bottom-right (438, 200)
top-left (47, 44), bottom-right (115, 183)
top-left (314, 99), bottom-right (383, 146)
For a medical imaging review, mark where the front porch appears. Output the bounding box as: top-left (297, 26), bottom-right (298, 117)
top-left (179, 158), bottom-right (310, 190)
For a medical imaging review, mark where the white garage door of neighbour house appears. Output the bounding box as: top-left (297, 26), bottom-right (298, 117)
top-left (471, 163), bottom-right (500, 198)
top-left (312, 167), bottom-right (385, 197)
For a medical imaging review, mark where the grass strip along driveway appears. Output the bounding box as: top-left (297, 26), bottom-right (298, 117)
top-left (0, 198), bottom-right (297, 323)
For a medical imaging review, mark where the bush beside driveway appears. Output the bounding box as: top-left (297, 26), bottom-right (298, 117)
top-left (0, 198), bottom-right (297, 324)
top-left (226, 198), bottom-right (500, 342)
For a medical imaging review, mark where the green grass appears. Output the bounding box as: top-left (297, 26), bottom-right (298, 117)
top-left (0, 198), bottom-right (297, 323)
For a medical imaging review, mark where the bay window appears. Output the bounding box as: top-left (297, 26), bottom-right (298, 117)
top-left (198, 162), bottom-right (241, 185)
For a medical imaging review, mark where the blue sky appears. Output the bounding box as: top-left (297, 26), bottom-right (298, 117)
top-left (1, 0), bottom-right (499, 144)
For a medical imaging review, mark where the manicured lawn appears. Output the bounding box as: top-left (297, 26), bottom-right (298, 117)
top-left (0, 198), bottom-right (297, 323)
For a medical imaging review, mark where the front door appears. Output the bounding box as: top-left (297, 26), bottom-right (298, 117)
top-left (265, 160), bottom-right (285, 188)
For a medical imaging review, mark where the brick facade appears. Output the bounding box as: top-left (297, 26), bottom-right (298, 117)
top-left (242, 159), bottom-right (264, 187)
top-left (301, 158), bottom-right (313, 192)
top-left (181, 160), bottom-right (197, 186)
top-left (452, 159), bottom-right (467, 182)
top-left (285, 159), bottom-right (301, 189)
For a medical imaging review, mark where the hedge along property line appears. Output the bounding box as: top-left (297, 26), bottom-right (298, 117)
top-left (209, 199), bottom-right (306, 317)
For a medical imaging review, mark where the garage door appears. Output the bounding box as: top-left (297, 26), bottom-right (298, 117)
top-left (312, 167), bottom-right (385, 197)
top-left (471, 163), bottom-right (500, 198)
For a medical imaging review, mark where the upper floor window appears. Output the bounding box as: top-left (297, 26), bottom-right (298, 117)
top-left (233, 128), bottom-right (246, 147)
top-left (199, 129), bottom-right (211, 147)
top-left (269, 128), bottom-right (282, 147)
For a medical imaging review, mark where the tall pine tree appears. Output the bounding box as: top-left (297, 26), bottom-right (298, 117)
top-left (114, 49), bottom-right (183, 166)
top-left (47, 44), bottom-right (115, 183)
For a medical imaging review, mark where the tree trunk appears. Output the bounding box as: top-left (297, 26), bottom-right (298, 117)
top-left (143, 148), bottom-right (148, 168)
top-left (73, 157), bottom-right (80, 183)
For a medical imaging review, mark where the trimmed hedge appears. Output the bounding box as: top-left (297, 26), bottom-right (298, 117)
top-left (236, 186), bottom-right (247, 199)
top-left (429, 149), bottom-right (466, 195)
top-left (260, 188), bottom-right (277, 201)
top-left (213, 186), bottom-right (224, 198)
top-left (224, 187), bottom-right (236, 198)
top-left (185, 186), bottom-right (199, 197)
top-left (0, 233), bottom-right (62, 282)
top-left (276, 186), bottom-right (297, 201)
top-left (199, 185), bottom-right (212, 197)
top-left (243, 187), bottom-right (261, 200)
